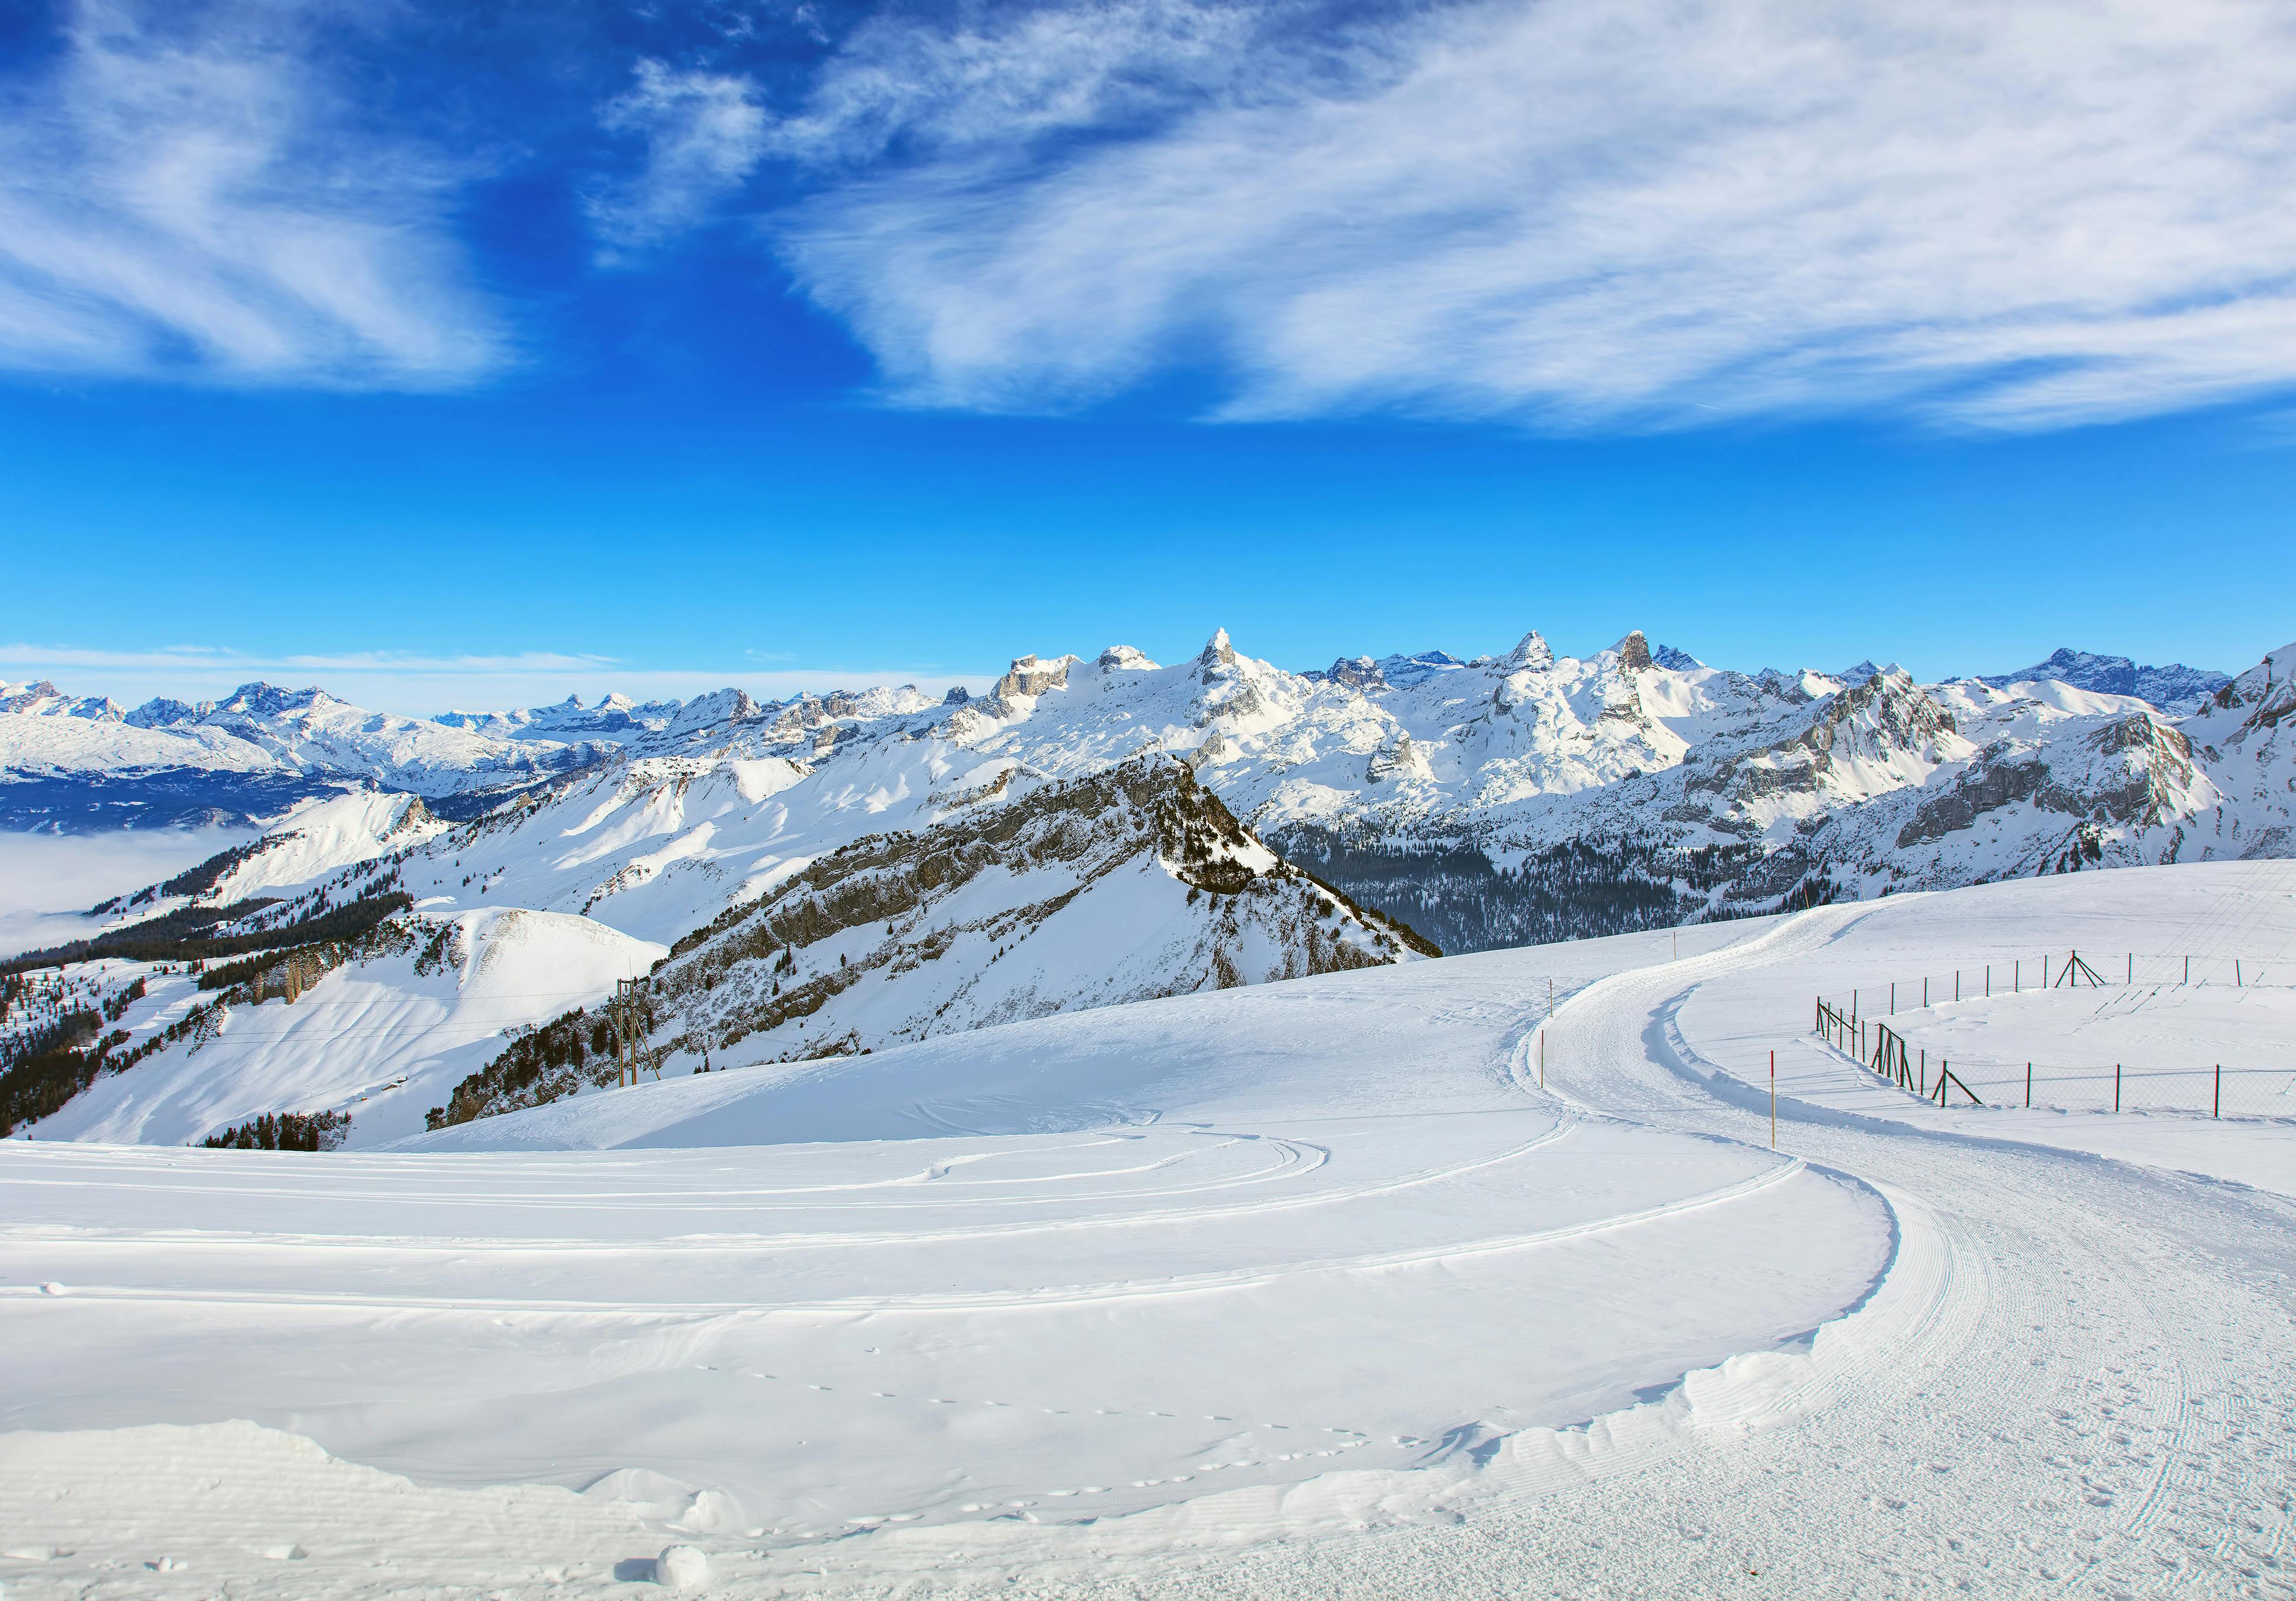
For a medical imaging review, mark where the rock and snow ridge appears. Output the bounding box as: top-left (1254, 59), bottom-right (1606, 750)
top-left (1977, 646), bottom-right (2230, 708)
top-left (5, 628), bottom-right (2287, 954)
top-left (5, 626), bottom-right (2290, 1144)
top-left (433, 756), bottom-right (1427, 1128)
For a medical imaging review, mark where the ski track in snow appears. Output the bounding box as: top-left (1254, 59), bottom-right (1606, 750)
top-left (1, 866), bottom-right (2292, 1596)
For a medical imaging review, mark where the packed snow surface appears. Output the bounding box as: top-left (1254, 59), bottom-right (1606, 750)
top-left (1, 863), bottom-right (2291, 1598)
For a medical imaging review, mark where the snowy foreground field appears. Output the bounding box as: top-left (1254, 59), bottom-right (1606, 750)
top-left (3, 862), bottom-right (2293, 1597)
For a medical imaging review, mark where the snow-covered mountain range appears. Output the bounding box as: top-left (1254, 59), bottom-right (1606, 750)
top-left (5, 629), bottom-right (2285, 1147)
top-left (1978, 647), bottom-right (2228, 708)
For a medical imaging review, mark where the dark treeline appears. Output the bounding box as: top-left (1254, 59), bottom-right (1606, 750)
top-left (1272, 827), bottom-right (1772, 954)
top-left (424, 1001), bottom-right (635, 1130)
top-left (2, 889), bottom-right (412, 975)
top-left (1, 1005), bottom-right (122, 1134)
top-left (200, 1110), bottom-right (350, 1151)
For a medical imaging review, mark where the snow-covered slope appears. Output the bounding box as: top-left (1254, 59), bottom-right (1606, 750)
top-left (4, 866), bottom-right (2281, 1599)
top-left (433, 757), bottom-right (1425, 1128)
top-left (20, 907), bottom-right (664, 1148)
top-left (9, 753), bottom-right (1422, 1144)
top-left (92, 789), bottom-right (445, 916)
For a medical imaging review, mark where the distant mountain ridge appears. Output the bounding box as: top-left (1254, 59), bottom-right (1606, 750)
top-left (14, 626), bottom-right (2272, 944)
top-left (1979, 647), bottom-right (2229, 707)
top-left (9, 627), bottom-right (2291, 1146)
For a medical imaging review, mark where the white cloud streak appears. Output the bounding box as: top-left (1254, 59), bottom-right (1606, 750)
top-left (589, 59), bottom-right (772, 255)
top-left (0, 643), bottom-right (987, 719)
top-left (767, 0), bottom-right (2296, 430)
top-left (0, 0), bottom-right (503, 387)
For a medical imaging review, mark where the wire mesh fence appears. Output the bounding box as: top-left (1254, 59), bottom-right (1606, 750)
top-left (1813, 989), bottom-right (2295, 1121)
top-left (1834, 948), bottom-right (2288, 1020)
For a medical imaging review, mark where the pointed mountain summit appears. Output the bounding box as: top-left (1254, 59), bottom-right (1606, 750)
top-left (1502, 631), bottom-right (1554, 672)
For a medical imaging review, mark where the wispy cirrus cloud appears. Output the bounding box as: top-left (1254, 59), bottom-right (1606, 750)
top-left (588, 58), bottom-right (772, 257)
top-left (0, 0), bottom-right (503, 388)
top-left (0, 643), bottom-right (987, 718)
top-left (757, 0), bottom-right (2296, 431)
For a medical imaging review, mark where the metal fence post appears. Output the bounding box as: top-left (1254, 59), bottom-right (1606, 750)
top-left (2214, 1064), bottom-right (2220, 1120)
top-left (2114, 1062), bottom-right (2121, 1114)
top-left (2025, 1061), bottom-right (2031, 1108)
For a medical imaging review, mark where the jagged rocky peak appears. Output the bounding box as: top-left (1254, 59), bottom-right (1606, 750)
top-left (1502, 630), bottom-right (1554, 672)
top-left (2201, 637), bottom-right (2296, 729)
top-left (1651, 643), bottom-right (1702, 671)
top-left (677, 687), bottom-right (762, 728)
top-left (1612, 631), bottom-right (1653, 673)
top-left (1097, 645), bottom-right (1158, 672)
top-left (1324, 656), bottom-right (1386, 691)
top-left (942, 685), bottom-right (970, 705)
top-left (0, 681), bottom-right (125, 720)
top-left (124, 696), bottom-right (200, 728)
top-left (215, 682), bottom-right (330, 717)
top-left (992, 653), bottom-right (1073, 700)
top-left (0, 680), bottom-right (62, 709)
top-left (1200, 628), bottom-right (1239, 672)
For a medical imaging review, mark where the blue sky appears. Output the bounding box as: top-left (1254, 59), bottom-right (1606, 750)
top-left (3, 0), bottom-right (2293, 714)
